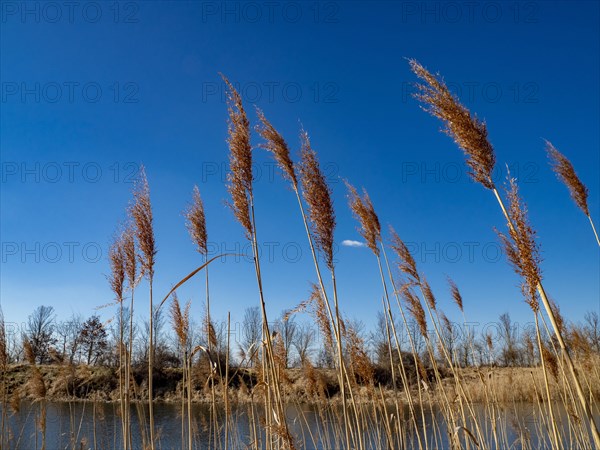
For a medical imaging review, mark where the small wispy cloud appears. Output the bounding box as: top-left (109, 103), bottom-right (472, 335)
top-left (341, 239), bottom-right (366, 248)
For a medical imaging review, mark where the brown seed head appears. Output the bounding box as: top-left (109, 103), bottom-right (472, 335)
top-left (546, 140), bottom-right (589, 216)
top-left (345, 181), bottom-right (381, 255)
top-left (401, 284), bottom-right (427, 338)
top-left (130, 166), bottom-right (156, 280)
top-left (447, 277), bottom-right (463, 313)
top-left (222, 75), bottom-right (253, 239)
top-left (421, 277), bottom-right (437, 310)
top-left (409, 59), bottom-right (496, 189)
top-left (496, 176), bottom-right (542, 311)
top-left (307, 283), bottom-right (333, 355)
top-left (108, 233), bottom-right (126, 302)
top-left (186, 185), bottom-right (208, 255)
top-left (170, 293), bottom-right (190, 349)
top-left (298, 130), bottom-right (336, 270)
top-left (122, 224), bottom-right (137, 289)
top-left (389, 226), bottom-right (420, 283)
top-left (255, 108), bottom-right (297, 188)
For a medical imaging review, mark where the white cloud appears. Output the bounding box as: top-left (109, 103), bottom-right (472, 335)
top-left (341, 239), bottom-right (366, 248)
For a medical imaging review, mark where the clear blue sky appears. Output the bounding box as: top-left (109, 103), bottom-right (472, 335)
top-left (1, 1), bottom-right (598, 342)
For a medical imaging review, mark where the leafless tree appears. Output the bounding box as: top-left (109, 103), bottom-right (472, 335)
top-left (26, 305), bottom-right (56, 364)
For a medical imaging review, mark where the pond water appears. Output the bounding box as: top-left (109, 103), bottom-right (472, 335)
top-left (0, 400), bottom-right (596, 449)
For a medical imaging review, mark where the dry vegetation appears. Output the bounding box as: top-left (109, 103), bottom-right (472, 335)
top-left (1, 60), bottom-right (599, 450)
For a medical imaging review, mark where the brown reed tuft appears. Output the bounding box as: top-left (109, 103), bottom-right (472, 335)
top-left (109, 234), bottom-right (126, 302)
top-left (298, 130), bottom-right (336, 270)
top-left (23, 337), bottom-right (35, 365)
top-left (400, 284), bottom-right (427, 338)
top-left (496, 176), bottom-right (542, 311)
top-left (546, 140), bottom-right (589, 216)
top-left (130, 166), bottom-right (156, 279)
top-left (345, 181), bottom-right (381, 255)
top-left (307, 283), bottom-right (334, 355)
top-left (447, 277), bottom-right (463, 313)
top-left (170, 293), bottom-right (190, 349)
top-left (122, 224), bottom-right (137, 288)
top-left (345, 322), bottom-right (374, 385)
top-left (409, 59), bottom-right (496, 189)
top-left (221, 75), bottom-right (253, 238)
top-left (186, 185), bottom-right (208, 255)
top-left (420, 278), bottom-right (437, 310)
top-left (541, 341), bottom-right (559, 381)
top-left (255, 109), bottom-right (297, 188)
top-left (389, 226), bottom-right (420, 283)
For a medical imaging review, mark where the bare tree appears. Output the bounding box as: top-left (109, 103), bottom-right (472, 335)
top-left (292, 322), bottom-right (315, 366)
top-left (55, 314), bottom-right (83, 364)
top-left (240, 307), bottom-right (261, 367)
top-left (498, 313), bottom-right (518, 367)
top-left (275, 312), bottom-right (297, 368)
top-left (26, 306), bottom-right (56, 364)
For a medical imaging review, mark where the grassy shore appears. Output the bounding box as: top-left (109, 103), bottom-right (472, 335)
top-left (6, 362), bottom-right (599, 406)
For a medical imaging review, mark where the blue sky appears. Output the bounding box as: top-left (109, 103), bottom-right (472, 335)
top-left (1, 1), bottom-right (598, 342)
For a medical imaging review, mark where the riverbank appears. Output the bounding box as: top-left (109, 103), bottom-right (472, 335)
top-left (4, 362), bottom-right (598, 406)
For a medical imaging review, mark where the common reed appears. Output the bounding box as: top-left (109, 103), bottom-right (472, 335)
top-left (258, 111), bottom-right (359, 449)
top-left (108, 233), bottom-right (127, 450)
top-left (410, 58), bottom-right (600, 448)
top-left (546, 140), bottom-right (599, 246)
top-left (222, 75), bottom-right (292, 449)
top-left (170, 293), bottom-right (192, 450)
top-left (130, 165), bottom-right (157, 449)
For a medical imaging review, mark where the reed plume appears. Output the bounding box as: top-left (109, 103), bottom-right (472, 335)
top-left (546, 140), bottom-right (599, 246)
top-left (447, 277), bottom-right (463, 313)
top-left (496, 176), bottom-right (542, 312)
top-left (345, 181), bottom-right (381, 255)
top-left (298, 130), bottom-right (336, 270)
top-left (130, 165), bottom-right (157, 449)
top-left (109, 235), bottom-right (126, 302)
top-left (130, 166), bottom-right (156, 279)
top-left (409, 59), bottom-right (496, 190)
top-left (170, 293), bottom-right (190, 349)
top-left (108, 232), bottom-right (127, 450)
top-left (546, 141), bottom-right (589, 216)
top-left (389, 226), bottom-right (420, 283)
top-left (222, 74), bottom-right (253, 238)
top-left (186, 185), bottom-right (208, 256)
top-left (256, 108), bottom-right (297, 188)
top-left (400, 284), bottom-right (427, 338)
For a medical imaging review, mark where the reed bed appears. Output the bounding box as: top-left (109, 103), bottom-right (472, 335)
top-left (1, 61), bottom-right (599, 450)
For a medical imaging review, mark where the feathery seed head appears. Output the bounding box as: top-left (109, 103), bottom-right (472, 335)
top-left (389, 226), bottom-right (420, 283)
top-left (108, 233), bottom-right (126, 302)
top-left (409, 59), bottom-right (496, 189)
top-left (222, 74), bottom-right (254, 239)
top-left (447, 277), bottom-right (463, 313)
top-left (130, 166), bottom-right (156, 280)
top-left (298, 130), bottom-right (336, 270)
top-left (345, 181), bottom-right (381, 255)
top-left (546, 140), bottom-right (589, 216)
top-left (170, 293), bottom-right (190, 348)
top-left (496, 175), bottom-right (542, 311)
top-left (256, 108), bottom-right (297, 187)
top-left (186, 185), bottom-right (208, 255)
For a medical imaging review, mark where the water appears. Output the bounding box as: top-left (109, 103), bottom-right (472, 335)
top-left (0, 400), bottom-right (595, 449)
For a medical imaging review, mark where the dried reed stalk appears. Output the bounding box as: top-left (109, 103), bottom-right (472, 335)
top-left (222, 75), bottom-right (291, 448)
top-left (409, 58), bottom-right (600, 447)
top-left (130, 166), bottom-right (157, 449)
